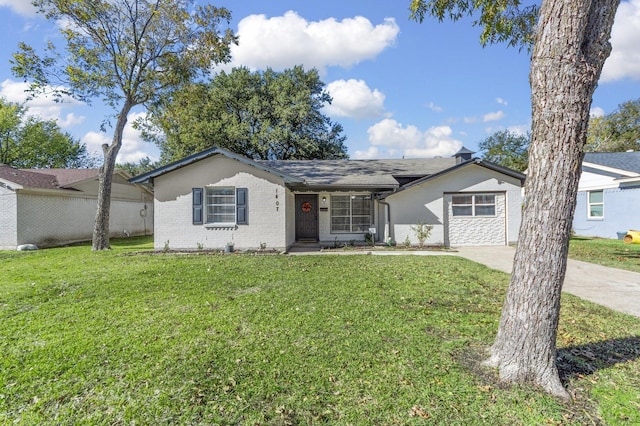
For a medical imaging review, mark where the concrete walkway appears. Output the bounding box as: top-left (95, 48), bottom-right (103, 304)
top-left (455, 246), bottom-right (640, 318)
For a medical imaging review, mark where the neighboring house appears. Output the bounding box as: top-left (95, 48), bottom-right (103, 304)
top-left (573, 151), bottom-right (640, 239)
top-left (0, 165), bottom-right (153, 250)
top-left (131, 146), bottom-right (524, 251)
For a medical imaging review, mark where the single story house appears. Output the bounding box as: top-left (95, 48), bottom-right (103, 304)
top-left (0, 165), bottom-right (153, 250)
top-left (130, 146), bottom-right (524, 251)
top-left (573, 151), bottom-right (640, 239)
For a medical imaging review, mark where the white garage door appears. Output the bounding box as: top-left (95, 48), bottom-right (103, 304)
top-left (446, 193), bottom-right (506, 246)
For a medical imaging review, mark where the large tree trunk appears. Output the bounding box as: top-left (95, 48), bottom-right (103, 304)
top-left (484, 0), bottom-right (620, 400)
top-left (92, 101), bottom-right (132, 251)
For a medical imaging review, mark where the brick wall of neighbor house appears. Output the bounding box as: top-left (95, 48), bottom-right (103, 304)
top-left (573, 186), bottom-right (640, 239)
top-left (15, 194), bottom-right (153, 248)
top-left (0, 185), bottom-right (18, 249)
top-left (153, 155), bottom-right (289, 251)
top-left (387, 164), bottom-right (521, 246)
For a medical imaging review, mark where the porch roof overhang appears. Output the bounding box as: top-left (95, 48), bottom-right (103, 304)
top-left (286, 183), bottom-right (399, 192)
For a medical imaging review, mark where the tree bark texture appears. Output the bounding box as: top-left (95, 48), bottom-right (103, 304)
top-left (92, 100), bottom-right (132, 250)
top-left (484, 0), bottom-right (620, 399)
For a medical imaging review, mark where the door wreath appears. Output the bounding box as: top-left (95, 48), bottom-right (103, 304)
top-left (301, 201), bottom-right (312, 212)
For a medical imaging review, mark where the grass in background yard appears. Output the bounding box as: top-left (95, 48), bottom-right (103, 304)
top-left (1, 238), bottom-right (639, 424)
top-left (569, 237), bottom-right (640, 273)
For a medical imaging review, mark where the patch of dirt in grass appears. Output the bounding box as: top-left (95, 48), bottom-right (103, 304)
top-left (455, 345), bottom-right (606, 425)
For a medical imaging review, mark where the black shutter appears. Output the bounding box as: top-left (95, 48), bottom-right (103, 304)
top-left (236, 188), bottom-right (248, 225)
top-left (192, 188), bottom-right (203, 225)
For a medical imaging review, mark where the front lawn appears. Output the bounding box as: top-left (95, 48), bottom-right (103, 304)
top-left (2, 238), bottom-right (639, 424)
top-left (569, 236), bottom-right (640, 273)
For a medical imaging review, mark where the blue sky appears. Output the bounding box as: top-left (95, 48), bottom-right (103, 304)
top-left (1, 0), bottom-right (639, 163)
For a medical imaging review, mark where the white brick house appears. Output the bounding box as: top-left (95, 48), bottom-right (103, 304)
top-left (131, 147), bottom-right (524, 251)
top-left (0, 166), bottom-right (153, 250)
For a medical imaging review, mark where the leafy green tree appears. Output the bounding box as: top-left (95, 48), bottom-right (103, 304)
top-left (478, 130), bottom-right (529, 172)
top-left (0, 98), bottom-right (95, 168)
top-left (117, 156), bottom-right (159, 177)
top-left (411, 0), bottom-right (620, 399)
top-left (586, 99), bottom-right (640, 152)
top-left (12, 0), bottom-right (236, 250)
top-left (143, 66), bottom-right (348, 162)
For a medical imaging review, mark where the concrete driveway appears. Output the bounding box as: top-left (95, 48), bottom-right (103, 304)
top-left (455, 246), bottom-right (640, 318)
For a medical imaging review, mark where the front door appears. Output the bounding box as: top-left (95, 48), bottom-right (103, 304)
top-left (295, 194), bottom-right (319, 241)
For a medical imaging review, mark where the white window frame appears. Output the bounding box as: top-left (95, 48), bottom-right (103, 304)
top-left (587, 190), bottom-right (604, 219)
top-left (330, 194), bottom-right (372, 233)
top-left (451, 194), bottom-right (496, 217)
top-left (205, 186), bottom-right (236, 226)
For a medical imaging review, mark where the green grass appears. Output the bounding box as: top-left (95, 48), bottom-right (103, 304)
top-left (1, 237), bottom-right (639, 425)
top-left (569, 237), bottom-right (640, 273)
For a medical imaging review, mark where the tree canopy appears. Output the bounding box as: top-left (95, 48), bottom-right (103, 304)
top-left (586, 98), bottom-right (640, 152)
top-left (117, 156), bottom-right (159, 177)
top-left (409, 0), bottom-right (539, 48)
top-left (0, 98), bottom-right (95, 168)
top-left (478, 130), bottom-right (529, 172)
top-left (12, 0), bottom-right (236, 250)
top-left (143, 66), bottom-right (348, 162)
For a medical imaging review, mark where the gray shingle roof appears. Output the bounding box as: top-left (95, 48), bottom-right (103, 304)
top-left (583, 152), bottom-right (640, 174)
top-left (259, 158), bottom-right (457, 186)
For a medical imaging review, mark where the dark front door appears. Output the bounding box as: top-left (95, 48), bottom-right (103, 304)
top-left (295, 194), bottom-right (319, 241)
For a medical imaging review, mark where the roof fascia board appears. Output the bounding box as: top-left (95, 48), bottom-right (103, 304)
top-left (129, 147), bottom-right (304, 184)
top-left (615, 176), bottom-right (640, 184)
top-left (393, 159), bottom-right (524, 193)
top-left (581, 161), bottom-right (640, 177)
top-left (0, 178), bottom-right (22, 190)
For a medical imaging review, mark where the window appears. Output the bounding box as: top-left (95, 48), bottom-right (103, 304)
top-left (206, 187), bottom-right (235, 224)
top-left (331, 194), bottom-right (372, 233)
top-left (588, 190), bottom-right (604, 218)
top-left (192, 187), bottom-right (247, 226)
top-left (452, 194), bottom-right (496, 217)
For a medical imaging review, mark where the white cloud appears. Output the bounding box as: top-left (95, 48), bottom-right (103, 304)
top-left (601, 0), bottom-right (640, 81)
top-left (324, 79), bottom-right (386, 118)
top-left (426, 101), bottom-right (443, 112)
top-left (496, 97), bottom-right (508, 105)
top-left (0, 0), bottom-right (38, 17)
top-left (225, 11), bottom-right (399, 73)
top-left (353, 146), bottom-right (384, 159)
top-left (482, 110), bottom-right (505, 122)
top-left (590, 106), bottom-right (606, 117)
top-left (0, 79), bottom-right (85, 128)
top-left (463, 116), bottom-right (478, 124)
top-left (82, 111), bottom-right (157, 164)
top-left (506, 124), bottom-right (531, 136)
top-left (361, 118), bottom-right (462, 158)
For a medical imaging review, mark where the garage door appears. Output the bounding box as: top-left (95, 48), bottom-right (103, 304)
top-left (446, 193), bottom-right (506, 246)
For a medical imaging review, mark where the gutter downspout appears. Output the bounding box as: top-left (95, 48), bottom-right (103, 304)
top-left (378, 198), bottom-right (392, 244)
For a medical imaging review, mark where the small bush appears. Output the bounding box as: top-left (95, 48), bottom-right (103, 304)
top-left (410, 222), bottom-right (433, 248)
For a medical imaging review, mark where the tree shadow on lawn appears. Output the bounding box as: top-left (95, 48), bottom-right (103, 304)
top-left (612, 249), bottom-right (640, 259)
top-left (557, 335), bottom-right (640, 383)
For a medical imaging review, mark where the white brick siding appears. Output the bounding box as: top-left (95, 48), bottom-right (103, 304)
top-left (153, 155), bottom-right (289, 251)
top-left (445, 193), bottom-right (506, 246)
top-left (0, 186), bottom-right (18, 249)
top-left (385, 164), bottom-right (522, 247)
top-left (13, 194), bottom-right (153, 248)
